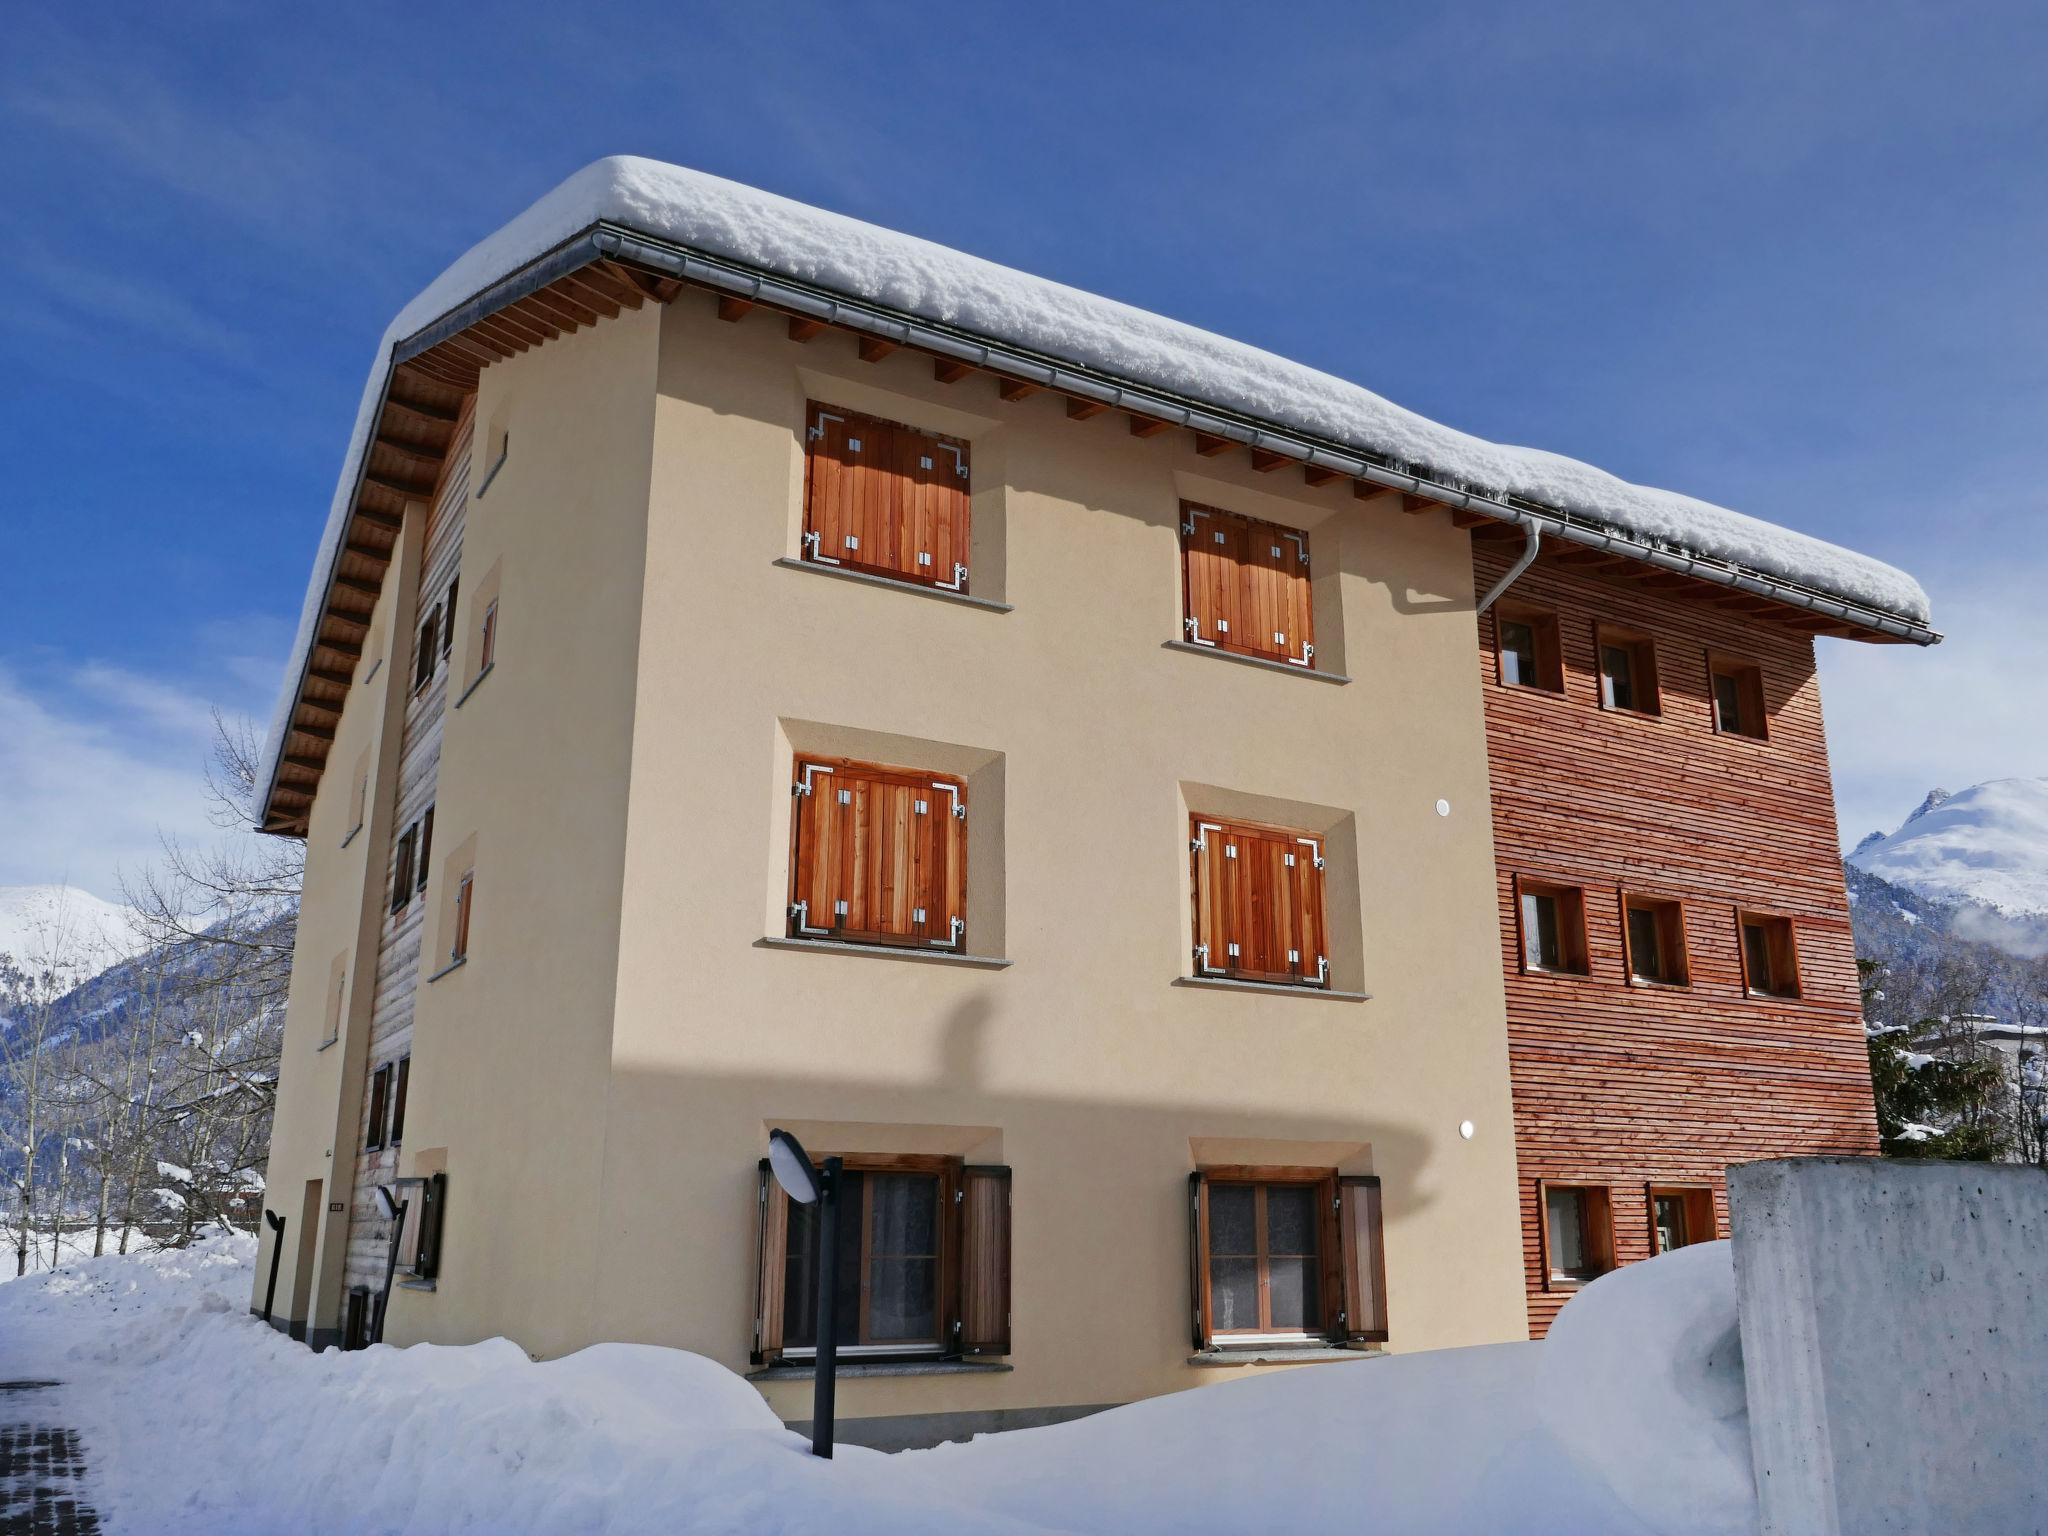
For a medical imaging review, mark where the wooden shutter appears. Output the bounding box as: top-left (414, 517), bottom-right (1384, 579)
top-left (442, 578), bottom-right (458, 658)
top-left (416, 807), bottom-right (434, 894)
top-left (753, 1159), bottom-right (789, 1364)
top-left (391, 828), bottom-right (416, 914)
top-left (1180, 502), bottom-right (1313, 667)
top-left (1336, 1175), bottom-right (1389, 1343)
top-left (803, 402), bottom-right (970, 591)
top-left (390, 1057), bottom-right (409, 1145)
top-left (414, 1171), bottom-right (446, 1279)
top-left (1190, 817), bottom-right (1328, 986)
top-left (791, 758), bottom-right (967, 950)
top-left (365, 1065), bottom-right (390, 1151)
top-left (1188, 1171), bottom-right (1211, 1349)
top-left (957, 1165), bottom-right (1011, 1355)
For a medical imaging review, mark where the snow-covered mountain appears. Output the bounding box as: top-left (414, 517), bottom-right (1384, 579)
top-left (1849, 779), bottom-right (2048, 921)
top-left (0, 884), bottom-right (146, 987)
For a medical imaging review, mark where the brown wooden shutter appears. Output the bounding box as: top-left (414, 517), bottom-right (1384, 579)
top-left (791, 758), bottom-right (967, 950)
top-left (416, 806), bottom-right (434, 894)
top-left (1187, 1171), bottom-right (1212, 1350)
top-left (957, 1165), bottom-right (1011, 1355)
top-left (1336, 1175), bottom-right (1389, 1343)
top-left (1189, 817), bottom-right (1328, 986)
top-left (365, 1065), bottom-right (390, 1151)
top-left (415, 1171), bottom-right (446, 1279)
top-left (390, 1057), bottom-right (410, 1145)
top-left (753, 1159), bottom-right (789, 1364)
top-left (1180, 503), bottom-right (1313, 666)
top-left (803, 402), bottom-right (970, 591)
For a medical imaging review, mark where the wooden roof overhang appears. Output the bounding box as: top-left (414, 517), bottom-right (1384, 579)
top-left (260, 223), bottom-right (1937, 833)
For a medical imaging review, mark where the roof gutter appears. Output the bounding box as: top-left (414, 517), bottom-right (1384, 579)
top-left (387, 221), bottom-right (1938, 646)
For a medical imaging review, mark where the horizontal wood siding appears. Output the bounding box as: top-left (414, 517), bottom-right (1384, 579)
top-left (1474, 548), bottom-right (1878, 1336)
top-left (343, 403), bottom-right (471, 1297)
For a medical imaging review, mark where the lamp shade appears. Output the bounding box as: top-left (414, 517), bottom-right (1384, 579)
top-left (767, 1128), bottom-right (821, 1204)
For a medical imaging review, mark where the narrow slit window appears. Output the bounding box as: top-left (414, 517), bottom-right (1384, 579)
top-left (452, 870), bottom-right (474, 962)
top-left (391, 828), bottom-right (416, 914)
top-left (365, 1064), bottom-right (391, 1152)
top-left (479, 599), bottom-right (498, 671)
top-left (442, 578), bottom-right (458, 659)
top-left (414, 606), bottom-right (441, 693)
top-left (390, 1057), bottom-right (410, 1146)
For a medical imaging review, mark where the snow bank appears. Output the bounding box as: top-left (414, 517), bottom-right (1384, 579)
top-left (0, 1232), bottom-right (1761, 1534)
top-left (258, 156), bottom-right (1931, 804)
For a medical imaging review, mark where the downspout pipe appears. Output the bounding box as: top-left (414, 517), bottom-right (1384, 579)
top-left (1475, 523), bottom-right (1541, 616)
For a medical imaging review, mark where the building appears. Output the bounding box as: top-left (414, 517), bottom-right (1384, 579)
top-left (251, 158), bottom-right (1936, 1444)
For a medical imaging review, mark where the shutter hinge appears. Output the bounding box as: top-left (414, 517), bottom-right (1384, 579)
top-left (1303, 643), bottom-right (1315, 660)
top-left (955, 1188), bottom-right (965, 1205)
top-left (1314, 855), bottom-right (1327, 870)
top-left (806, 424), bottom-right (824, 441)
top-left (801, 529), bottom-right (821, 557)
top-left (1181, 520), bottom-right (1195, 537)
top-left (1317, 955), bottom-right (1330, 984)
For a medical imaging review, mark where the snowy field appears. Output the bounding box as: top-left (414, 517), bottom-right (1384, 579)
top-left (0, 1232), bottom-right (1756, 1535)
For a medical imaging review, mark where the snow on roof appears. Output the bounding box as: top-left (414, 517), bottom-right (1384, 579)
top-left (259, 157), bottom-right (1934, 807)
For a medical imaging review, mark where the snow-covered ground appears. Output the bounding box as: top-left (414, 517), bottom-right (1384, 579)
top-left (0, 1233), bottom-right (1754, 1535)
top-left (0, 882), bottom-right (143, 987)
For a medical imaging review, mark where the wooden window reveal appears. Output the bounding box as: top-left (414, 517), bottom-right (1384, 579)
top-left (1515, 877), bottom-right (1590, 976)
top-left (1708, 654), bottom-right (1767, 739)
top-left (1190, 816), bottom-right (1329, 987)
top-left (1181, 503), bottom-right (1314, 667)
top-left (1738, 911), bottom-right (1800, 999)
top-left (1188, 1168), bottom-right (1386, 1348)
top-left (1595, 622), bottom-right (1660, 714)
top-left (1621, 894), bottom-right (1688, 986)
top-left (1495, 602), bottom-right (1563, 693)
top-left (803, 402), bottom-right (971, 592)
top-left (752, 1154), bottom-right (1012, 1364)
top-left (1648, 1185), bottom-right (1716, 1254)
top-left (1539, 1181), bottom-right (1614, 1288)
top-left (789, 758), bottom-right (967, 951)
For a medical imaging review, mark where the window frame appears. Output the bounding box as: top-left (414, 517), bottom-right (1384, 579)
top-left (1196, 1169), bottom-right (1335, 1342)
top-left (1538, 1180), bottom-right (1615, 1291)
top-left (1187, 1165), bottom-right (1386, 1350)
top-left (1493, 601), bottom-right (1564, 694)
top-left (1178, 501), bottom-right (1316, 669)
top-left (1737, 910), bottom-right (1801, 999)
top-left (1594, 622), bottom-right (1661, 716)
top-left (391, 827), bottom-right (417, 915)
top-left (413, 605), bottom-right (441, 694)
top-left (787, 756), bottom-right (969, 953)
top-left (1619, 892), bottom-right (1690, 988)
top-left (1514, 875), bottom-right (1591, 977)
top-left (1646, 1183), bottom-right (1717, 1254)
top-left (753, 1150), bottom-right (1012, 1366)
top-left (451, 870), bottom-right (474, 962)
top-left (1188, 815), bottom-right (1330, 989)
top-left (1707, 653), bottom-right (1768, 740)
top-left (441, 577), bottom-right (458, 660)
top-left (389, 1056), bottom-right (410, 1147)
top-left (365, 1063), bottom-right (392, 1152)
top-left (801, 401), bottom-right (972, 594)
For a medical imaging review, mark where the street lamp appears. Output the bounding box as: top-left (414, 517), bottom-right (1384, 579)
top-left (767, 1128), bottom-right (843, 1459)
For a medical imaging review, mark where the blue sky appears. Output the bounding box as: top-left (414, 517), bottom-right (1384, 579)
top-left (3, 1), bottom-right (2043, 901)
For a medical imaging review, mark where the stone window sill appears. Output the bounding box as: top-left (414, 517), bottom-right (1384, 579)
top-left (1161, 640), bottom-right (1349, 684)
top-left (1188, 1347), bottom-right (1382, 1368)
top-left (426, 956), bottom-right (468, 984)
top-left (757, 937), bottom-right (1011, 970)
top-left (397, 1278), bottom-right (438, 1293)
top-left (773, 557), bottom-right (1012, 612)
top-left (1173, 976), bottom-right (1370, 1003)
top-left (340, 823), bottom-right (362, 850)
top-left (453, 662), bottom-right (495, 710)
top-left (748, 1359), bottom-right (1012, 1382)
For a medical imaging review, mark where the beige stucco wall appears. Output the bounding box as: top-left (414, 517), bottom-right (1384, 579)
top-left (263, 284), bottom-right (1527, 1419)
top-left (378, 302), bottom-right (662, 1359)
top-left (585, 293), bottom-right (1528, 1422)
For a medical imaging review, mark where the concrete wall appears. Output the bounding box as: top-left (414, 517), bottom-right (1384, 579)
top-left (1730, 1157), bottom-right (2048, 1536)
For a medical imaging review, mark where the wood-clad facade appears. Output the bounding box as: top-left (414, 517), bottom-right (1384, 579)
top-left (1473, 544), bottom-right (1880, 1336)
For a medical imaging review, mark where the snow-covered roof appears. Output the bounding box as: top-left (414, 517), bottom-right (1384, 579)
top-left (259, 157), bottom-right (1936, 810)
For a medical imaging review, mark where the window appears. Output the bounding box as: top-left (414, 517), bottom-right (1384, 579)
top-left (451, 870), bottom-right (474, 962)
top-left (365, 1064), bottom-right (392, 1152)
top-left (1709, 655), bottom-right (1766, 739)
top-left (323, 958), bottom-right (347, 1047)
top-left (802, 402), bottom-right (971, 592)
top-left (1180, 503), bottom-right (1314, 667)
top-left (1516, 878), bottom-right (1589, 975)
top-left (391, 827), bottom-right (417, 914)
top-left (1596, 624), bottom-right (1660, 714)
top-left (441, 578), bottom-right (457, 659)
top-left (348, 753), bottom-right (369, 842)
top-left (414, 606), bottom-right (441, 692)
top-left (788, 758), bottom-right (967, 950)
top-left (416, 806), bottom-right (434, 895)
top-left (1738, 912), bottom-right (1800, 998)
top-left (752, 1156), bottom-right (1011, 1363)
top-left (393, 1171), bottom-right (446, 1280)
top-left (479, 599), bottom-right (498, 671)
top-left (1495, 603), bottom-right (1563, 692)
top-left (1189, 1169), bottom-right (1386, 1348)
top-left (1189, 817), bottom-right (1328, 987)
top-left (389, 1057), bottom-right (409, 1146)
top-left (1621, 895), bottom-right (1688, 986)
top-left (1540, 1183), bottom-right (1614, 1288)
top-left (1649, 1186), bottom-right (1716, 1254)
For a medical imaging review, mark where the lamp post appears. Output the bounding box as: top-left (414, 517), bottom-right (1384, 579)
top-left (768, 1128), bottom-right (842, 1459)
top-left (261, 1209), bottom-right (287, 1326)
